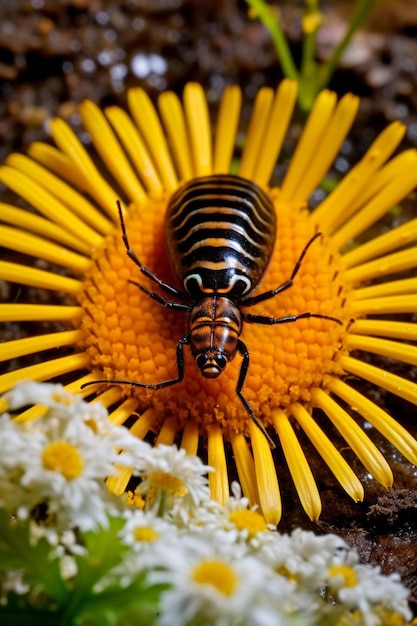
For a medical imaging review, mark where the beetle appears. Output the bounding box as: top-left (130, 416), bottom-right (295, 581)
top-left (82, 174), bottom-right (341, 447)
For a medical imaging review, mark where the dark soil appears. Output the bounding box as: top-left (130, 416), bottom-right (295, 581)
top-left (1, 0), bottom-right (417, 613)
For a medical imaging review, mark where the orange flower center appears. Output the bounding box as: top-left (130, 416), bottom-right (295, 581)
top-left (77, 188), bottom-right (352, 439)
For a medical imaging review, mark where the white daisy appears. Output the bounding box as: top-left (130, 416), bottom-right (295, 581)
top-left (184, 483), bottom-right (273, 550)
top-left (5, 381), bottom-right (150, 454)
top-left (149, 533), bottom-right (300, 626)
top-left (258, 528), bottom-right (348, 592)
top-left (98, 508), bottom-right (180, 588)
top-left (328, 554), bottom-right (412, 626)
top-left (18, 425), bottom-right (121, 530)
top-left (98, 508), bottom-right (176, 594)
top-left (1, 382), bottom-right (152, 530)
top-left (135, 443), bottom-right (212, 515)
top-left (5, 381), bottom-right (106, 434)
top-left (0, 413), bottom-right (45, 513)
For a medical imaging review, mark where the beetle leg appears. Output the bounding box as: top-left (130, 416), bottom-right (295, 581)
top-left (241, 232), bottom-right (322, 306)
top-left (117, 200), bottom-right (188, 301)
top-left (236, 340), bottom-right (275, 449)
top-left (243, 311), bottom-right (342, 325)
top-left (128, 281), bottom-right (191, 312)
top-left (81, 334), bottom-right (190, 391)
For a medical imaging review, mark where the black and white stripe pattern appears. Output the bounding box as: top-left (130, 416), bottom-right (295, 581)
top-left (165, 175), bottom-right (276, 298)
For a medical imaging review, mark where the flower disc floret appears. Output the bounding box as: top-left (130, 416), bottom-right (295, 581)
top-left (149, 533), bottom-right (297, 626)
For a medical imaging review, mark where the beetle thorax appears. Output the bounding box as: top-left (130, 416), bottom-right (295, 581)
top-left (189, 296), bottom-right (242, 378)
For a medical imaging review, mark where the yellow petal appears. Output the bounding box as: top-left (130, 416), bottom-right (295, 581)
top-left (345, 247), bottom-right (417, 284)
top-left (353, 277), bottom-right (417, 300)
top-left (106, 396), bottom-right (140, 426)
top-left (0, 202), bottom-right (91, 253)
top-left (0, 166), bottom-right (102, 250)
top-left (350, 319), bottom-right (417, 341)
top-left (0, 304), bottom-right (82, 323)
top-left (180, 421), bottom-right (199, 456)
top-left (352, 294), bottom-right (417, 316)
top-left (327, 377), bottom-right (417, 465)
top-left (331, 152), bottom-right (417, 248)
top-left (271, 408), bottom-right (322, 520)
top-left (0, 330), bottom-right (83, 362)
top-left (106, 105), bottom-right (164, 195)
top-left (346, 333), bottom-right (417, 366)
top-left (311, 387), bottom-right (393, 487)
top-left (230, 431), bottom-right (260, 507)
top-left (50, 117), bottom-right (123, 221)
top-left (296, 92), bottom-right (359, 203)
top-left (129, 408), bottom-right (160, 440)
top-left (28, 142), bottom-right (84, 191)
top-left (250, 420), bottom-right (281, 525)
top-left (0, 225), bottom-right (90, 273)
top-left (184, 82), bottom-right (212, 177)
top-left (252, 79), bottom-right (298, 187)
top-left (281, 89), bottom-right (338, 200)
top-left (79, 100), bottom-right (147, 203)
top-left (208, 423), bottom-right (229, 504)
top-left (213, 85), bottom-right (242, 174)
top-left (156, 416), bottom-right (178, 445)
top-left (339, 355), bottom-right (417, 406)
top-left (291, 402), bottom-right (364, 501)
top-left (0, 353), bottom-right (90, 394)
top-left (239, 87), bottom-right (274, 179)
top-left (106, 466), bottom-right (133, 495)
top-left (89, 386), bottom-right (125, 408)
top-left (313, 121), bottom-right (407, 231)
top-left (128, 87), bottom-right (178, 191)
top-left (158, 91), bottom-right (193, 182)
top-left (6, 153), bottom-right (112, 236)
top-left (340, 217), bottom-right (417, 269)
top-left (0, 261), bottom-right (81, 294)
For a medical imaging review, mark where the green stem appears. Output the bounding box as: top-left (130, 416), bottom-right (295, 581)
top-left (319, 0), bottom-right (378, 89)
top-left (156, 490), bottom-right (168, 518)
top-left (300, 0), bottom-right (320, 81)
top-left (245, 0), bottom-right (299, 80)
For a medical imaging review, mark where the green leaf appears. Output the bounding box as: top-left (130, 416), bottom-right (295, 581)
top-left (74, 516), bottom-right (129, 591)
top-left (0, 509), bottom-right (69, 603)
top-left (0, 511), bottom-right (164, 626)
top-left (75, 574), bottom-right (167, 626)
top-left (48, 515), bottom-right (141, 624)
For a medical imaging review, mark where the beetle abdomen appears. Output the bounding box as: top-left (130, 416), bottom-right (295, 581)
top-left (165, 174), bottom-right (276, 298)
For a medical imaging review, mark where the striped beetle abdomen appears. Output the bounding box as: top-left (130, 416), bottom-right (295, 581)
top-left (165, 174), bottom-right (277, 298)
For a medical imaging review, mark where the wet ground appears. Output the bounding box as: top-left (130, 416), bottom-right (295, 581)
top-left (1, 0), bottom-right (417, 611)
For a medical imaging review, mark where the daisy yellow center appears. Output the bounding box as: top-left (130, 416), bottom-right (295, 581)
top-left (149, 471), bottom-right (187, 495)
top-left (77, 191), bottom-right (351, 438)
top-left (191, 559), bottom-right (238, 596)
top-left (229, 509), bottom-right (268, 536)
top-left (41, 441), bottom-right (84, 480)
top-left (329, 565), bottom-right (358, 588)
top-left (132, 526), bottom-right (160, 542)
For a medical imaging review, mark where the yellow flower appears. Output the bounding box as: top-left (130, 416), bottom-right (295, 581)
top-left (1, 80), bottom-right (417, 525)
